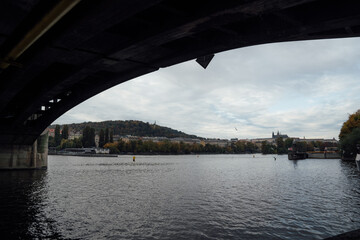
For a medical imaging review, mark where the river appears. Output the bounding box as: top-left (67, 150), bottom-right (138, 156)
top-left (1, 154), bottom-right (360, 239)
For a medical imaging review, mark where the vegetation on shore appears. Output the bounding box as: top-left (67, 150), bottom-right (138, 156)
top-left (103, 140), bottom-right (258, 154)
top-left (49, 119), bottom-right (339, 155)
top-left (339, 110), bottom-right (360, 158)
top-left (260, 137), bottom-right (337, 155)
top-left (49, 120), bottom-right (200, 139)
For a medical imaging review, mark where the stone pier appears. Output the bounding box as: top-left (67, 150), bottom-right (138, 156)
top-left (0, 130), bottom-right (48, 170)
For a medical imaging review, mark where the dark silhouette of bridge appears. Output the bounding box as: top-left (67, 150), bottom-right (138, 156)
top-left (0, 0), bottom-right (360, 168)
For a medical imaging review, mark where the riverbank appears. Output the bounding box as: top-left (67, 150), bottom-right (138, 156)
top-left (49, 151), bottom-right (262, 156)
top-left (49, 152), bottom-right (119, 157)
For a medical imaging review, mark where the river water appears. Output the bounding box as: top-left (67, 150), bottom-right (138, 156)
top-left (1, 154), bottom-right (360, 239)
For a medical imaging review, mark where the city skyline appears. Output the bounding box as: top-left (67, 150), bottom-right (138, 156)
top-left (50, 121), bottom-right (336, 142)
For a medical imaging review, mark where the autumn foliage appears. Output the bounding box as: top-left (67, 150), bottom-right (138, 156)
top-left (339, 110), bottom-right (360, 140)
top-left (339, 109), bottom-right (360, 158)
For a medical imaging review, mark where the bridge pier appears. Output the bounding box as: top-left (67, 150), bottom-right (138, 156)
top-left (0, 131), bottom-right (48, 170)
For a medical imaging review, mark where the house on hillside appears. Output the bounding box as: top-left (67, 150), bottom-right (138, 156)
top-left (68, 130), bottom-right (82, 140)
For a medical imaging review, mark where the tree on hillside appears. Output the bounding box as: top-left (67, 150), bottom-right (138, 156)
top-left (339, 110), bottom-right (360, 158)
top-left (99, 129), bottom-right (105, 147)
top-left (307, 141), bottom-right (315, 151)
top-left (90, 128), bottom-right (95, 147)
top-left (296, 141), bottom-right (307, 152)
top-left (51, 120), bottom-right (201, 139)
top-left (62, 125), bottom-right (69, 140)
top-left (339, 110), bottom-right (360, 139)
top-left (54, 125), bottom-right (61, 146)
top-left (48, 136), bottom-right (55, 147)
top-left (340, 128), bottom-right (360, 159)
top-left (82, 126), bottom-right (95, 147)
top-left (60, 138), bottom-right (82, 149)
top-left (233, 141), bottom-right (245, 153)
top-left (261, 141), bottom-right (275, 154)
top-left (284, 138), bottom-right (293, 150)
top-left (276, 137), bottom-right (286, 154)
top-left (245, 142), bottom-right (256, 153)
top-left (105, 128), bottom-right (109, 143)
top-left (110, 130), bottom-right (113, 143)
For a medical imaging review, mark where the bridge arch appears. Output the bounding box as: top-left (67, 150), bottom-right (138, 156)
top-left (55, 37), bottom-right (360, 140)
top-left (0, 0), bottom-right (360, 168)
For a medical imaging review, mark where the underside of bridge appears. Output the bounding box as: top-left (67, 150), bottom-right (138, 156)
top-left (0, 0), bottom-right (360, 168)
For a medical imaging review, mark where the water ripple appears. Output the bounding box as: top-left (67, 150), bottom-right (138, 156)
top-left (1, 155), bottom-right (360, 239)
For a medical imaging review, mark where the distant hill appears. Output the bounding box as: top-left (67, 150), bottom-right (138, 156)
top-left (50, 120), bottom-right (202, 139)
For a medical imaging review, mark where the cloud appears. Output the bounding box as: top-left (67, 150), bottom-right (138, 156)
top-left (54, 37), bottom-right (360, 140)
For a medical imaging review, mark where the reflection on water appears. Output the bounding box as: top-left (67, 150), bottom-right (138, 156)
top-left (1, 154), bottom-right (360, 239)
top-left (0, 170), bottom-right (62, 239)
top-left (79, 162), bottom-right (174, 166)
top-left (292, 160), bottom-right (298, 169)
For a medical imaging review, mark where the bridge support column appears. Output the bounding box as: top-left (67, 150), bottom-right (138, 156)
top-left (0, 131), bottom-right (48, 169)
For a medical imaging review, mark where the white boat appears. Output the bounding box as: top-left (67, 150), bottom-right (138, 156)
top-left (356, 145), bottom-right (360, 171)
top-left (356, 155), bottom-right (360, 171)
top-left (355, 144), bottom-right (360, 171)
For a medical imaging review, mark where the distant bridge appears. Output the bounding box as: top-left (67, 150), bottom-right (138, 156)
top-left (0, 0), bottom-right (360, 168)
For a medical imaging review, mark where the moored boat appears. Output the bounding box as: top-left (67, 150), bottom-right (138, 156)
top-left (307, 147), bottom-right (340, 159)
top-left (288, 151), bottom-right (307, 160)
top-left (341, 148), bottom-right (357, 161)
top-left (288, 142), bottom-right (307, 160)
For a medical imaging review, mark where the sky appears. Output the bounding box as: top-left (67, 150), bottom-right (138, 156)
top-left (53, 37), bottom-right (360, 140)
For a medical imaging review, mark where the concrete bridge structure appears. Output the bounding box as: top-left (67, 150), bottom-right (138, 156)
top-left (0, 0), bottom-right (360, 168)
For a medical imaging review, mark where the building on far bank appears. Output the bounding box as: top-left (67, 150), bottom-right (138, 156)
top-left (113, 134), bottom-right (121, 142)
top-left (296, 137), bottom-right (338, 144)
top-left (205, 138), bottom-right (229, 147)
top-left (49, 128), bottom-right (55, 137)
top-left (170, 137), bottom-right (201, 145)
top-left (68, 130), bottom-right (82, 140)
top-left (272, 131), bottom-right (289, 139)
top-left (250, 138), bottom-right (274, 149)
top-left (48, 128), bottom-right (63, 137)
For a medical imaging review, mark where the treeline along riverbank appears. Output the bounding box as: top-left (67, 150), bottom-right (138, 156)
top-left (49, 120), bottom-right (339, 155)
top-left (103, 138), bottom-right (338, 155)
top-left (103, 139), bottom-right (258, 154)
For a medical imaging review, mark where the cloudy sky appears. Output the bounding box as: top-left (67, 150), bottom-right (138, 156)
top-left (54, 37), bottom-right (360, 140)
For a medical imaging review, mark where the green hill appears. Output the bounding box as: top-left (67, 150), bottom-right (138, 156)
top-left (50, 120), bottom-right (202, 139)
